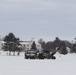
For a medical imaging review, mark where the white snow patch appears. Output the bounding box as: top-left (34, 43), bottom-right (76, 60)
top-left (0, 51), bottom-right (76, 75)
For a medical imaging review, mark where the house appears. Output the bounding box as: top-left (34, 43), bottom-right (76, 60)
top-left (20, 40), bottom-right (42, 51)
top-left (0, 39), bottom-right (4, 51)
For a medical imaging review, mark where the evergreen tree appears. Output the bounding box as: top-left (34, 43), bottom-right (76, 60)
top-left (3, 33), bottom-right (21, 55)
top-left (72, 44), bottom-right (76, 53)
top-left (54, 37), bottom-right (61, 47)
top-left (60, 41), bottom-right (68, 55)
top-left (31, 41), bottom-right (37, 50)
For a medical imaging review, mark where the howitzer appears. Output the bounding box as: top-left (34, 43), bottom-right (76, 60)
top-left (50, 47), bottom-right (60, 59)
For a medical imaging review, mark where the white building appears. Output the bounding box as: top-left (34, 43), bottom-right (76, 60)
top-left (0, 40), bottom-right (4, 51)
top-left (20, 41), bottom-right (42, 51)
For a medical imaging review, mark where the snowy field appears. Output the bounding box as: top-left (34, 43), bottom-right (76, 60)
top-left (0, 51), bottom-right (76, 75)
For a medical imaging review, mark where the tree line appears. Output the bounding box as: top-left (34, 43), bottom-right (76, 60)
top-left (1, 32), bottom-right (76, 56)
top-left (38, 37), bottom-right (76, 55)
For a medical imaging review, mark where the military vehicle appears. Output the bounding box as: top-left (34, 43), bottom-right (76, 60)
top-left (38, 50), bottom-right (56, 59)
top-left (25, 49), bottom-right (57, 59)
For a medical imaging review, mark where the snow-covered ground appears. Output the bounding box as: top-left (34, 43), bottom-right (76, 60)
top-left (0, 51), bottom-right (76, 75)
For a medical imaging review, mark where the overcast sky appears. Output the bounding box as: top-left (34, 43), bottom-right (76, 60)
top-left (0, 0), bottom-right (76, 41)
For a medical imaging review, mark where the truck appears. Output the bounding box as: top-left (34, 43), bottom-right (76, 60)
top-left (24, 49), bottom-right (38, 59)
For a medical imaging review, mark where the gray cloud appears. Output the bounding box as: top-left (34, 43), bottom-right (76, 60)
top-left (0, 0), bottom-right (76, 41)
